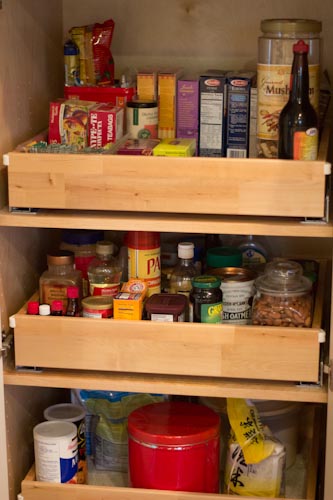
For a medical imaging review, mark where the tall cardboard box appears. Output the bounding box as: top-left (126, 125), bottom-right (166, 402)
top-left (176, 77), bottom-right (199, 153)
top-left (136, 69), bottom-right (158, 101)
top-left (158, 68), bottom-right (184, 138)
top-left (198, 71), bottom-right (226, 157)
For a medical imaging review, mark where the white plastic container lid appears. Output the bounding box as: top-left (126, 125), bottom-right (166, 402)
top-left (44, 403), bottom-right (86, 423)
top-left (34, 420), bottom-right (77, 439)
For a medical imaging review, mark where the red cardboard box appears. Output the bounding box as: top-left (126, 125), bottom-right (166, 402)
top-left (88, 103), bottom-right (124, 148)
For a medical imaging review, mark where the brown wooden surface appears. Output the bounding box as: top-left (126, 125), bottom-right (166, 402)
top-left (7, 152), bottom-right (328, 217)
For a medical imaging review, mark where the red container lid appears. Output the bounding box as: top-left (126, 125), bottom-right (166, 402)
top-left (145, 293), bottom-right (187, 315)
top-left (125, 231), bottom-right (160, 250)
top-left (128, 401), bottom-right (220, 446)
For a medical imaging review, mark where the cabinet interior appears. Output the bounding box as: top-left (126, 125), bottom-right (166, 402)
top-left (0, 1), bottom-right (332, 500)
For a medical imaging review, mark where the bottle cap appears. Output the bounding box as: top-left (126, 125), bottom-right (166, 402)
top-left (96, 240), bottom-right (116, 256)
top-left (27, 301), bottom-right (39, 315)
top-left (39, 304), bottom-right (51, 316)
top-left (178, 242), bottom-right (194, 259)
top-left (51, 300), bottom-right (63, 312)
top-left (125, 231), bottom-right (160, 250)
top-left (293, 39), bottom-right (309, 54)
top-left (192, 275), bottom-right (221, 289)
top-left (67, 286), bottom-right (79, 299)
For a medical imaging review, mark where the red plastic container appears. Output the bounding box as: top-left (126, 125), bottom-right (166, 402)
top-left (128, 401), bottom-right (220, 493)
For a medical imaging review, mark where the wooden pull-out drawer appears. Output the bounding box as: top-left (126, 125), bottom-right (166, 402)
top-left (20, 405), bottom-right (321, 500)
top-left (13, 261), bottom-right (326, 383)
top-left (6, 125), bottom-right (330, 218)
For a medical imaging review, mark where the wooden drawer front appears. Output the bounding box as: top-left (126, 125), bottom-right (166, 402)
top-left (13, 260), bottom-right (325, 383)
top-left (13, 313), bottom-right (320, 382)
top-left (7, 151), bottom-right (328, 217)
top-left (21, 406), bottom-right (320, 500)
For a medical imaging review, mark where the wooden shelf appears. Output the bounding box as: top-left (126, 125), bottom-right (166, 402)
top-left (0, 206), bottom-right (332, 237)
top-left (3, 366), bottom-right (327, 403)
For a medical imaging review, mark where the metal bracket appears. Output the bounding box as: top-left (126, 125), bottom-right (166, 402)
top-left (324, 360), bottom-right (333, 391)
top-left (302, 162), bottom-right (331, 224)
top-left (0, 333), bottom-right (13, 359)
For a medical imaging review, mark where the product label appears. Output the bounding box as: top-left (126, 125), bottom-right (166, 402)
top-left (41, 284), bottom-right (68, 311)
top-left (221, 281), bottom-right (255, 325)
top-left (89, 283), bottom-right (120, 297)
top-left (200, 301), bottom-right (223, 323)
top-left (257, 63), bottom-right (319, 141)
top-left (242, 249), bottom-right (267, 267)
top-left (293, 128), bottom-right (319, 160)
top-left (127, 107), bottom-right (158, 139)
top-left (35, 435), bottom-right (78, 483)
top-left (128, 247), bottom-right (161, 297)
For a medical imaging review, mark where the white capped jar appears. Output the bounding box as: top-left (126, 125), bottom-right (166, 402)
top-left (257, 19), bottom-right (322, 158)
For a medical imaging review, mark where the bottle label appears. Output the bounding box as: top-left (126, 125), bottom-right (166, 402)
top-left (90, 283), bottom-right (120, 297)
top-left (242, 248), bottom-right (267, 267)
top-left (293, 128), bottom-right (319, 160)
top-left (257, 63), bottom-right (319, 141)
top-left (200, 302), bottom-right (223, 323)
top-left (64, 55), bottom-right (80, 86)
top-left (128, 247), bottom-right (161, 297)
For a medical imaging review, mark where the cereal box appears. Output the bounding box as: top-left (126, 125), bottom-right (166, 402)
top-left (88, 103), bottom-right (124, 148)
top-left (48, 99), bottom-right (96, 149)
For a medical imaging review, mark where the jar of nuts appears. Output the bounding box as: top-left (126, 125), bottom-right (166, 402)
top-left (252, 259), bottom-right (313, 327)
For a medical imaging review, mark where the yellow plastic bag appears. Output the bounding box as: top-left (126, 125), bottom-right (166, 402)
top-left (227, 398), bottom-right (275, 464)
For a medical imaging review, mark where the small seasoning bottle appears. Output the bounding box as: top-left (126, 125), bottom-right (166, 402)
top-left (189, 276), bottom-right (223, 323)
top-left (66, 286), bottom-right (80, 317)
top-left (39, 304), bottom-right (51, 316)
top-left (88, 241), bottom-right (122, 298)
top-left (51, 300), bottom-right (64, 316)
top-left (39, 250), bottom-right (82, 311)
top-left (27, 301), bottom-right (39, 315)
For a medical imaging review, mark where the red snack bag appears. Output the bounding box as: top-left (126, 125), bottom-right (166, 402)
top-left (92, 18), bottom-right (115, 86)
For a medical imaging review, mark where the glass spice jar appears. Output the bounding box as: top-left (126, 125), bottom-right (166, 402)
top-left (257, 18), bottom-right (322, 158)
top-left (39, 250), bottom-right (82, 313)
top-left (252, 259), bottom-right (313, 327)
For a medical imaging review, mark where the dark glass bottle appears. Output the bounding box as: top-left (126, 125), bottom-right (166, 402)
top-left (66, 285), bottom-right (80, 317)
top-left (278, 39), bottom-right (318, 160)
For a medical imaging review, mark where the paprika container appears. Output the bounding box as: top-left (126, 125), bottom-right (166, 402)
top-left (128, 401), bottom-right (220, 493)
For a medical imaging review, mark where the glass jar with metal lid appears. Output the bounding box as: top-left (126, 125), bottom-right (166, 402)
top-left (39, 250), bottom-right (83, 312)
top-left (252, 259), bottom-right (313, 327)
top-left (189, 275), bottom-right (222, 323)
top-left (257, 19), bottom-right (322, 158)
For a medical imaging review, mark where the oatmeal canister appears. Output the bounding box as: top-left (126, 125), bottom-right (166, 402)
top-left (211, 267), bottom-right (256, 324)
top-left (252, 259), bottom-right (313, 327)
top-left (257, 19), bottom-right (321, 158)
top-left (128, 401), bottom-right (220, 493)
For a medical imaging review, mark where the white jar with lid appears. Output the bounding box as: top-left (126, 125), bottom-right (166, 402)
top-left (257, 19), bottom-right (322, 158)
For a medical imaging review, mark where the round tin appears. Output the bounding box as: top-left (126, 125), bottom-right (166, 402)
top-left (81, 296), bottom-right (113, 318)
top-left (128, 401), bottom-right (220, 492)
top-left (211, 267), bottom-right (256, 324)
top-left (126, 100), bottom-right (158, 139)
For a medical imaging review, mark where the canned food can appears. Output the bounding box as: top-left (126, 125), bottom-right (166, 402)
top-left (211, 267), bottom-right (256, 324)
top-left (82, 296), bottom-right (113, 318)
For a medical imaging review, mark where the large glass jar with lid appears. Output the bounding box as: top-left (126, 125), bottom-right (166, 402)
top-left (39, 250), bottom-right (83, 313)
top-left (257, 19), bottom-right (322, 158)
top-left (252, 259), bottom-right (313, 327)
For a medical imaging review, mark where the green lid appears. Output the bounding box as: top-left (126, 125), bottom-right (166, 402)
top-left (192, 275), bottom-right (221, 289)
top-left (206, 246), bottom-right (242, 268)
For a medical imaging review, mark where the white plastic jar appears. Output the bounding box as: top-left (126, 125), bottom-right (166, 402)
top-left (257, 19), bottom-right (322, 158)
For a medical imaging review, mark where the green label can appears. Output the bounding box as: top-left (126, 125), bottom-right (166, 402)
top-left (189, 275), bottom-right (223, 323)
